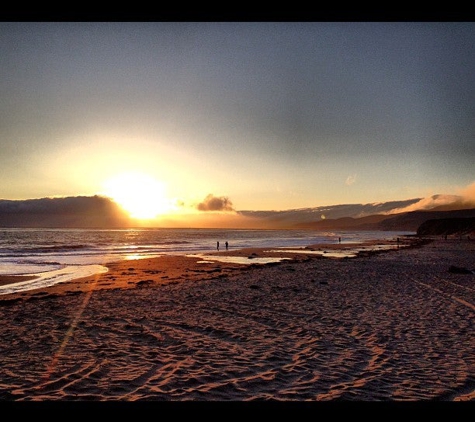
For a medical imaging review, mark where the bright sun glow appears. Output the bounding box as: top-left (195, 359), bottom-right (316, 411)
top-left (102, 172), bottom-right (174, 219)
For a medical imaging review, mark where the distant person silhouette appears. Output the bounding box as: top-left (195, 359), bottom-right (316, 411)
top-left (217, 241), bottom-right (220, 251)
top-left (225, 241), bottom-right (228, 250)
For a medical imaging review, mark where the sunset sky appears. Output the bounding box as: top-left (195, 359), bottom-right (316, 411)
top-left (1, 22), bottom-right (474, 221)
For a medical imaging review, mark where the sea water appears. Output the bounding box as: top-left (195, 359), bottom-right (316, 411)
top-left (0, 227), bottom-right (414, 293)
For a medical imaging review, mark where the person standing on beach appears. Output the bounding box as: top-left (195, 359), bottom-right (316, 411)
top-left (217, 241), bottom-right (220, 251)
top-left (225, 241), bottom-right (228, 250)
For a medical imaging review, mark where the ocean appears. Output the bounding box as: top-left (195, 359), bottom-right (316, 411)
top-left (0, 228), bottom-right (414, 294)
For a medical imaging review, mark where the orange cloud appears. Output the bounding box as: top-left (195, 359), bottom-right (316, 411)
top-left (458, 180), bottom-right (475, 205)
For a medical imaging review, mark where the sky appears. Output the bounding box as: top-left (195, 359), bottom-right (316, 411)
top-left (0, 21), bottom-right (474, 223)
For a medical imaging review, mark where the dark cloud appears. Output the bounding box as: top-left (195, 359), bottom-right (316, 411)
top-left (197, 194), bottom-right (235, 212)
top-left (0, 196), bottom-right (132, 228)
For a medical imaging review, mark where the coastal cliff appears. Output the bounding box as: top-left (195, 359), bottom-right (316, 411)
top-left (417, 217), bottom-right (475, 237)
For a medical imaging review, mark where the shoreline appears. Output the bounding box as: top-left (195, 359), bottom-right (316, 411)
top-left (0, 237), bottom-right (422, 301)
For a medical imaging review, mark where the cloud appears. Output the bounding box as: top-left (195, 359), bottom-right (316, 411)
top-left (345, 174), bottom-right (357, 186)
top-left (384, 181), bottom-right (475, 214)
top-left (196, 194), bottom-right (235, 212)
top-left (458, 180), bottom-right (475, 204)
top-left (0, 196), bottom-right (132, 227)
top-left (388, 194), bottom-right (461, 213)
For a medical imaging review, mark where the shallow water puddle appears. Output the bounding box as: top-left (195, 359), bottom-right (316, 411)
top-left (188, 254), bottom-right (292, 265)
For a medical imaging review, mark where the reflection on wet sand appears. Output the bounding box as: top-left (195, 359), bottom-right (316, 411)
top-left (191, 241), bottom-right (408, 264)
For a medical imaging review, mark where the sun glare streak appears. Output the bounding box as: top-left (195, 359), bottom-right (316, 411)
top-left (102, 172), bottom-right (175, 219)
top-left (39, 272), bottom-right (102, 387)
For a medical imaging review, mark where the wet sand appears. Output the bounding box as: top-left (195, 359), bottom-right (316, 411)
top-left (0, 237), bottom-right (473, 401)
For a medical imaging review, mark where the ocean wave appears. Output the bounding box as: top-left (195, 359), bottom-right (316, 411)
top-left (12, 244), bottom-right (91, 254)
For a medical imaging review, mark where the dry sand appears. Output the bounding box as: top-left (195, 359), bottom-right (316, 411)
top-left (0, 237), bottom-right (473, 402)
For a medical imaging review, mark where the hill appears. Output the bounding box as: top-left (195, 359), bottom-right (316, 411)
top-left (417, 217), bottom-right (475, 236)
top-left (1, 194), bottom-right (475, 230)
top-left (294, 208), bottom-right (475, 232)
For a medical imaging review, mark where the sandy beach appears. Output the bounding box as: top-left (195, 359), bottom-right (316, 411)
top-left (0, 237), bottom-right (473, 402)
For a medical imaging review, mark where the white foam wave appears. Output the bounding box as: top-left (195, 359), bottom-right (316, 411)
top-left (0, 265), bottom-right (108, 295)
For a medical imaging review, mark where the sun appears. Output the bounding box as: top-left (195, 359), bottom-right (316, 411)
top-left (102, 172), bottom-right (174, 219)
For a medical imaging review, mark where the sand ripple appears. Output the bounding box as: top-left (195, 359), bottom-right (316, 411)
top-left (0, 240), bottom-right (473, 401)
